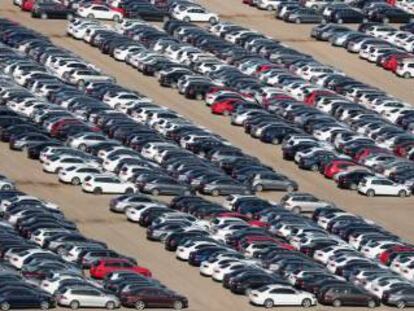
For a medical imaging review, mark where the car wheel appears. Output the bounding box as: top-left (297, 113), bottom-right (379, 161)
top-left (106, 301), bottom-right (116, 310)
top-left (292, 206), bottom-right (301, 214)
top-left (135, 301), bottom-right (145, 310)
top-left (399, 190), bottom-right (407, 198)
top-left (367, 300), bottom-right (376, 308)
top-left (41, 12), bottom-right (48, 19)
top-left (78, 80), bottom-right (86, 90)
top-left (264, 298), bottom-right (274, 308)
top-left (383, 17), bottom-right (389, 23)
top-left (295, 17), bottom-right (301, 24)
top-left (1, 185), bottom-right (11, 191)
top-left (0, 302), bottom-right (9, 311)
top-left (337, 18), bottom-right (343, 24)
top-left (397, 300), bottom-right (406, 309)
top-left (302, 298), bottom-right (312, 308)
top-left (173, 301), bottom-right (183, 310)
top-left (272, 137), bottom-right (280, 144)
top-left (79, 144), bottom-right (87, 151)
top-left (40, 301), bottom-right (49, 310)
top-left (70, 300), bottom-right (80, 310)
top-left (151, 188), bottom-right (160, 196)
top-left (67, 13), bottom-right (74, 20)
top-left (333, 299), bottom-right (341, 307)
top-left (209, 17), bottom-right (218, 24)
top-left (211, 189), bottom-right (220, 197)
top-left (254, 184), bottom-right (264, 192)
top-left (71, 177), bottom-right (81, 185)
top-left (222, 110), bottom-right (230, 116)
top-left (125, 188), bottom-right (134, 194)
top-left (93, 187), bottom-right (102, 195)
top-left (87, 13), bottom-right (95, 19)
top-left (403, 72), bottom-right (412, 79)
top-left (113, 14), bottom-right (121, 22)
top-left (366, 189), bottom-right (375, 197)
top-left (183, 16), bottom-right (191, 22)
top-left (310, 164), bottom-right (319, 172)
top-left (286, 185), bottom-right (295, 193)
top-left (55, 167), bottom-right (62, 174)
top-left (195, 93), bottom-right (203, 100)
top-left (350, 183), bottom-right (357, 190)
top-left (267, 5), bottom-right (273, 10)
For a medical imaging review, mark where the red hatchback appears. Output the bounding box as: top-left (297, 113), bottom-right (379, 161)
top-left (211, 99), bottom-right (246, 115)
top-left (323, 160), bottom-right (356, 179)
top-left (90, 259), bottom-right (152, 279)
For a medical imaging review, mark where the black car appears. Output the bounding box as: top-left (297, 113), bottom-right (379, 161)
top-left (31, 2), bottom-right (74, 19)
top-left (329, 8), bottom-right (366, 23)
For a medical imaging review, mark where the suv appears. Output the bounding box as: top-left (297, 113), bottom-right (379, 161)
top-left (358, 176), bottom-right (411, 198)
top-left (32, 2), bottom-right (75, 19)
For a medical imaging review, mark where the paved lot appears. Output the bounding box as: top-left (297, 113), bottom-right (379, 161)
top-left (0, 2), bottom-right (413, 310)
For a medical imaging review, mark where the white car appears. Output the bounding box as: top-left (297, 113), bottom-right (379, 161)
top-left (43, 156), bottom-right (100, 173)
top-left (58, 165), bottom-right (102, 185)
top-left (77, 4), bottom-right (123, 21)
top-left (172, 7), bottom-right (219, 23)
top-left (0, 179), bottom-right (15, 191)
top-left (176, 241), bottom-right (218, 261)
top-left (395, 60), bottom-right (414, 78)
top-left (82, 174), bottom-right (136, 194)
top-left (66, 133), bottom-right (107, 151)
top-left (56, 287), bottom-right (120, 309)
top-left (358, 176), bottom-right (411, 198)
top-left (248, 285), bottom-right (317, 308)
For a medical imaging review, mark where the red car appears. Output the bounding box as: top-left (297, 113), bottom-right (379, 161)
top-left (90, 259), bottom-right (152, 279)
top-left (21, 0), bottom-right (35, 11)
top-left (394, 141), bottom-right (414, 157)
top-left (211, 98), bottom-right (246, 115)
top-left (304, 90), bottom-right (335, 106)
top-left (383, 54), bottom-right (413, 72)
top-left (378, 245), bottom-right (414, 265)
top-left (323, 160), bottom-right (356, 179)
top-left (354, 147), bottom-right (389, 162)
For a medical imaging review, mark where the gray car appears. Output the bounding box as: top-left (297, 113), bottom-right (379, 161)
top-left (285, 8), bottom-right (324, 23)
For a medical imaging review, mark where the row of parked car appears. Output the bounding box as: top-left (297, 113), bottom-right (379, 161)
top-left (311, 22), bottom-right (414, 78)
top-left (73, 17), bottom-right (414, 197)
top-left (107, 191), bottom-right (414, 308)
top-left (244, 0), bottom-right (413, 24)
top-left (0, 174), bottom-right (191, 310)
top-left (13, 0), bottom-right (220, 24)
top-left (0, 17), bottom-right (301, 197)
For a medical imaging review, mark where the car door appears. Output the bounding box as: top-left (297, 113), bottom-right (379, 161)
top-left (381, 179), bottom-right (398, 195)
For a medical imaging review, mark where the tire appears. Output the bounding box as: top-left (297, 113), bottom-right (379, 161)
top-left (183, 16), bottom-right (191, 22)
top-left (209, 17), bottom-right (218, 24)
top-left (403, 72), bottom-right (412, 79)
top-left (67, 13), bottom-right (74, 20)
top-left (310, 164), bottom-right (319, 172)
top-left (93, 187), bottom-right (102, 195)
top-left (368, 300), bottom-right (376, 308)
top-left (350, 183), bottom-right (357, 190)
top-left (272, 137), bottom-right (280, 144)
top-left (71, 177), bottom-right (81, 185)
top-left (41, 12), bottom-right (48, 19)
top-left (151, 188), bottom-right (160, 196)
top-left (295, 18), bottom-right (301, 24)
top-left (1, 185), bottom-right (11, 191)
top-left (0, 302), bottom-right (9, 311)
top-left (302, 298), bottom-right (312, 308)
top-left (383, 17), bottom-right (389, 23)
top-left (254, 184), bottom-right (264, 192)
top-left (135, 301), bottom-right (145, 310)
top-left (40, 301), bottom-right (49, 310)
top-left (264, 298), bottom-right (274, 309)
top-left (292, 206), bottom-right (301, 214)
top-left (267, 5), bottom-right (273, 10)
top-left (125, 188), bottom-right (134, 194)
top-left (397, 300), bottom-right (406, 309)
top-left (106, 301), bottom-right (116, 310)
top-left (113, 15), bottom-right (121, 22)
top-left (79, 144), bottom-right (87, 151)
top-left (366, 189), bottom-right (375, 197)
top-left (399, 190), bottom-right (407, 198)
top-left (287, 185), bottom-right (295, 193)
top-left (87, 13), bottom-right (95, 19)
top-left (195, 93), bottom-right (203, 100)
top-left (173, 301), bottom-right (183, 310)
top-left (70, 300), bottom-right (80, 310)
top-left (211, 189), bottom-right (220, 197)
top-left (333, 299), bottom-right (341, 307)
top-left (337, 18), bottom-right (343, 24)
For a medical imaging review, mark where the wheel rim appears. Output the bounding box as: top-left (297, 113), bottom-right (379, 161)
top-left (1, 302), bottom-right (9, 311)
top-left (400, 190), bottom-right (406, 198)
top-left (135, 301), bottom-right (145, 310)
top-left (152, 189), bottom-right (159, 196)
top-left (302, 299), bottom-right (311, 308)
top-left (398, 301), bottom-right (406, 309)
top-left (212, 190), bottom-right (219, 197)
top-left (174, 301), bottom-right (183, 310)
top-left (293, 207), bottom-right (301, 214)
top-left (72, 178), bottom-right (80, 185)
top-left (106, 302), bottom-right (115, 310)
top-left (333, 299), bottom-right (341, 307)
top-left (368, 300), bottom-right (376, 308)
top-left (311, 164), bottom-right (318, 171)
top-left (255, 184), bottom-right (263, 192)
top-left (287, 185), bottom-right (294, 192)
top-left (40, 302), bottom-right (49, 310)
top-left (264, 299), bottom-right (273, 308)
top-left (70, 301), bottom-right (79, 310)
